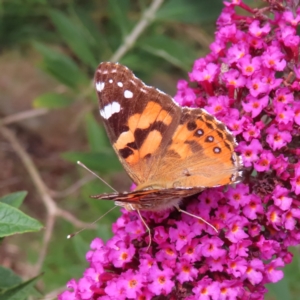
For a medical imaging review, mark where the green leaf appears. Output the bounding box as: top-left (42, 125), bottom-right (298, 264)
top-left (108, 0), bottom-right (131, 37)
top-left (0, 273), bottom-right (42, 300)
top-left (138, 36), bottom-right (195, 71)
top-left (85, 113), bottom-right (110, 151)
top-left (0, 191), bottom-right (27, 208)
top-left (157, 0), bottom-right (223, 23)
top-left (49, 10), bottom-right (98, 68)
top-left (0, 267), bottom-right (22, 289)
top-left (33, 41), bottom-right (88, 88)
top-left (61, 151), bottom-right (122, 173)
top-left (33, 92), bottom-right (74, 109)
top-left (71, 6), bottom-right (110, 59)
top-left (0, 203), bottom-right (43, 237)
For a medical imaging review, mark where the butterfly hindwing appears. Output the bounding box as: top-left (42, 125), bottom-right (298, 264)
top-left (150, 108), bottom-right (243, 188)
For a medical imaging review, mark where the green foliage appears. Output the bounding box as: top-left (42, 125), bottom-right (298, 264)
top-left (33, 92), bottom-right (74, 108)
top-left (0, 192), bottom-right (43, 298)
top-left (0, 191), bottom-right (27, 208)
top-left (0, 267), bottom-right (22, 289)
top-left (0, 202), bottom-right (43, 237)
top-left (33, 41), bottom-right (89, 88)
top-left (49, 10), bottom-right (99, 68)
top-left (85, 113), bottom-right (110, 151)
top-left (0, 273), bottom-right (42, 300)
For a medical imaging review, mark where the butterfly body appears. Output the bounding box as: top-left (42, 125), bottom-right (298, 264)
top-left (92, 62), bottom-right (243, 211)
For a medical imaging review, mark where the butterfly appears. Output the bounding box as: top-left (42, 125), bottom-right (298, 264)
top-left (92, 62), bottom-right (243, 215)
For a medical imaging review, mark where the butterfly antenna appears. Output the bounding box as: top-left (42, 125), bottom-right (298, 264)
top-left (77, 161), bottom-right (117, 192)
top-left (137, 209), bottom-right (152, 251)
top-left (175, 206), bottom-right (218, 233)
top-left (67, 205), bottom-right (118, 238)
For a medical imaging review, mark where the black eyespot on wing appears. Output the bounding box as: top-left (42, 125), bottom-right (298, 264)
top-left (194, 129), bottom-right (204, 137)
top-left (214, 147), bottom-right (221, 153)
top-left (205, 136), bottom-right (214, 143)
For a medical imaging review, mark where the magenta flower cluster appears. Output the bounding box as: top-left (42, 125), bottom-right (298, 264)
top-left (60, 0), bottom-right (300, 299)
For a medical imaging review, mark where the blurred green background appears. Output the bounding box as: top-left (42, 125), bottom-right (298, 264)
top-left (0, 0), bottom-right (299, 299)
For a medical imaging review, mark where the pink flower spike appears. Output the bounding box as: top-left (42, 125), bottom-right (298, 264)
top-left (238, 55), bottom-right (261, 76)
top-left (169, 221), bottom-right (195, 251)
top-left (226, 216), bottom-right (249, 243)
top-left (249, 20), bottom-right (271, 37)
top-left (246, 77), bottom-right (269, 97)
top-left (262, 46), bottom-right (286, 71)
top-left (243, 194), bottom-right (264, 220)
top-left (192, 277), bottom-right (220, 300)
top-left (283, 208), bottom-right (300, 230)
top-left (190, 62), bottom-right (219, 83)
top-left (148, 266), bottom-right (175, 296)
top-left (283, 11), bottom-right (300, 26)
top-left (265, 258), bottom-right (284, 283)
top-left (118, 270), bottom-right (143, 299)
top-left (291, 166), bottom-right (300, 195)
top-left (176, 260), bottom-right (198, 284)
top-left (266, 124), bottom-right (292, 150)
top-left (272, 186), bottom-right (293, 211)
top-left (227, 257), bottom-right (247, 278)
top-left (199, 236), bottom-right (226, 259)
top-left (226, 184), bottom-right (250, 209)
top-left (242, 94), bottom-right (268, 118)
top-left (236, 139), bottom-right (262, 167)
top-left (254, 150), bottom-right (275, 172)
top-left (244, 259), bottom-right (264, 285)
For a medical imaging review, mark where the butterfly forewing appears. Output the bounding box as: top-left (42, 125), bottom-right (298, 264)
top-left (95, 62), bottom-right (181, 185)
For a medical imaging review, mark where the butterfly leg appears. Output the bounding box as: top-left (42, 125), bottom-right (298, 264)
top-left (136, 209), bottom-right (152, 251)
top-left (175, 206), bottom-right (218, 233)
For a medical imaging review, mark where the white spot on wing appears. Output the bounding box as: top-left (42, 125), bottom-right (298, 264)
top-left (109, 79), bottom-right (113, 83)
top-left (96, 81), bottom-right (105, 92)
top-left (100, 102), bottom-right (121, 119)
top-left (117, 82), bottom-right (123, 87)
top-left (124, 90), bottom-right (133, 98)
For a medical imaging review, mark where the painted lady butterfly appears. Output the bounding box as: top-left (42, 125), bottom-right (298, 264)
top-left (92, 62), bottom-right (243, 213)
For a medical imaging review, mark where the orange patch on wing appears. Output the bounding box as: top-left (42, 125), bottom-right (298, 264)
top-left (114, 131), bottom-right (135, 149)
top-left (140, 130), bottom-right (162, 158)
top-left (125, 149), bottom-right (139, 164)
top-left (168, 124), bottom-right (195, 158)
top-left (128, 102), bottom-right (171, 130)
top-left (175, 143), bottom-right (194, 158)
top-left (156, 109), bottom-right (173, 125)
top-left (128, 113), bottom-right (141, 130)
